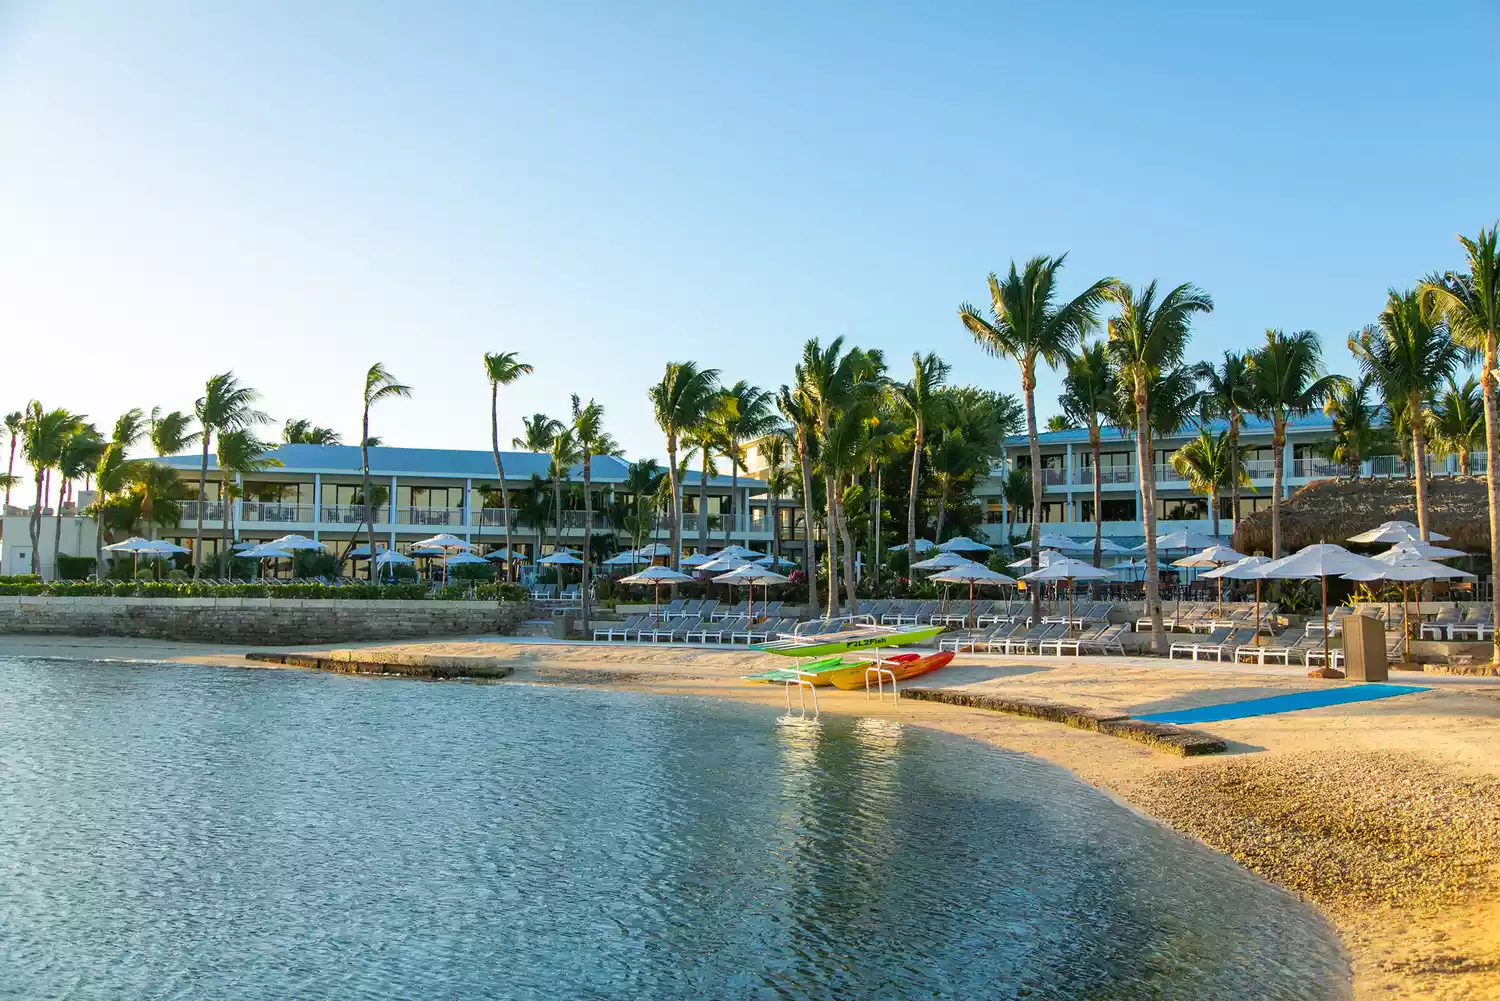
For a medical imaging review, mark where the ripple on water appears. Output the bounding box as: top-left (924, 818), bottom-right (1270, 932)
top-left (0, 658), bottom-right (1348, 1000)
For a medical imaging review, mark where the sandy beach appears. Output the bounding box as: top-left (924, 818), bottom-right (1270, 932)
top-left (8, 633), bottom-right (1499, 1000)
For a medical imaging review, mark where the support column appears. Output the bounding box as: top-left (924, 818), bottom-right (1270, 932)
top-left (463, 476), bottom-right (472, 544)
top-left (312, 473), bottom-right (321, 543)
top-left (388, 475), bottom-right (398, 551)
top-left (1064, 443), bottom-right (1074, 523)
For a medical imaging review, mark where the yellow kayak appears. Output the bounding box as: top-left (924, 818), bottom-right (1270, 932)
top-left (825, 653), bottom-right (921, 691)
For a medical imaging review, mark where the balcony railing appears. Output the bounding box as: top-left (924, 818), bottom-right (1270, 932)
top-left (1153, 464), bottom-right (1188, 483)
top-left (1041, 467), bottom-right (1068, 486)
top-left (1241, 459), bottom-right (1276, 480)
top-left (1075, 466), bottom-right (1134, 485)
top-left (474, 508), bottom-right (508, 527)
top-left (1292, 458), bottom-right (1341, 479)
top-left (179, 501), bottom-right (226, 523)
top-left (240, 502), bottom-right (316, 523)
top-left (396, 506), bottom-right (464, 526)
top-left (320, 504), bottom-right (376, 525)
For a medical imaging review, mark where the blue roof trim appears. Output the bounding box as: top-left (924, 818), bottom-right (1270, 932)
top-left (1010, 413), bottom-right (1339, 448)
top-left (149, 444), bottom-right (758, 489)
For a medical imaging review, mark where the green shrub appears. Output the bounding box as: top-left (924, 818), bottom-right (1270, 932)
top-left (293, 550), bottom-right (339, 579)
top-left (0, 574), bottom-right (42, 585)
top-left (450, 562), bottom-right (495, 581)
top-left (55, 555), bottom-right (97, 580)
top-left (475, 582), bottom-right (529, 602)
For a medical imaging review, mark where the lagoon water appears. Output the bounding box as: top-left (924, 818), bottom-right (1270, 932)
top-left (0, 658), bottom-right (1347, 999)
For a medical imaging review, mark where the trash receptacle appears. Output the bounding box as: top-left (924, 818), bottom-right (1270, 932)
top-left (551, 608), bottom-right (572, 640)
top-left (1344, 613), bottom-right (1388, 681)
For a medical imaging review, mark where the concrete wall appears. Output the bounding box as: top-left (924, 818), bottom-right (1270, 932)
top-left (0, 596), bottom-right (528, 645)
top-left (0, 513), bottom-right (99, 579)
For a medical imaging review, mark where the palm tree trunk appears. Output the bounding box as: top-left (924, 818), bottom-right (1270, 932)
top-left (1412, 391), bottom-right (1431, 541)
top-left (4, 436), bottom-right (15, 507)
top-left (666, 437), bottom-right (682, 571)
top-left (362, 409), bottom-right (376, 581)
top-left (94, 499), bottom-right (106, 579)
top-left (770, 488), bottom-right (781, 559)
top-left (1090, 423), bottom-right (1102, 568)
top-left (998, 445), bottom-right (1008, 549)
top-left (796, 438), bottom-right (818, 612)
top-left (1209, 487), bottom-right (1220, 539)
top-left (935, 488), bottom-right (947, 541)
top-left (725, 449), bottom-right (736, 544)
top-left (697, 453), bottom-right (710, 551)
top-left (193, 434), bottom-right (209, 581)
top-left (907, 421), bottom-right (923, 557)
top-left (1271, 420), bottom-right (1285, 558)
top-left (824, 472), bottom-right (841, 618)
top-left (552, 478), bottom-right (564, 555)
top-left (1136, 379), bottom-right (1164, 654)
top-left (490, 383), bottom-right (515, 583)
top-left (1229, 418), bottom-right (1242, 547)
top-left (839, 479), bottom-right (857, 616)
top-left (871, 463), bottom-right (882, 594)
top-left (52, 472), bottom-right (66, 579)
top-left (580, 454), bottom-right (593, 635)
top-left (219, 470), bottom-right (232, 568)
top-left (29, 471), bottom-right (44, 576)
top-left (1023, 364), bottom-right (1043, 622)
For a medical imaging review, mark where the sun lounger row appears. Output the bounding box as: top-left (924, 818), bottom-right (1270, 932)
top-left (592, 614), bottom-right (800, 644)
top-left (528, 583), bottom-right (585, 601)
top-left (1139, 601), bottom-right (1279, 634)
top-left (1169, 626), bottom-right (1262, 661)
top-left (1420, 604), bottom-right (1495, 640)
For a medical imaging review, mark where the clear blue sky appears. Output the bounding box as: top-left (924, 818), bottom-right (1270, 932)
top-left (2, 0), bottom-right (1497, 489)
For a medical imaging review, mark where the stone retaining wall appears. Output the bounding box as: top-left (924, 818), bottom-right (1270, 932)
top-left (0, 596), bottom-right (528, 645)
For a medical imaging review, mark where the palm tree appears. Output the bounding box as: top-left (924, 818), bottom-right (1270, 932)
top-left (960, 255), bottom-right (1116, 617)
top-left (889, 351), bottom-right (950, 563)
top-left (359, 364), bottom-right (411, 579)
top-left (217, 429), bottom-right (282, 556)
top-left (191, 372), bottom-right (269, 579)
top-left (54, 420), bottom-right (104, 572)
top-left (759, 434), bottom-right (793, 559)
top-left (1169, 429), bottom-right (1250, 539)
top-left (21, 404), bottom-right (85, 576)
top-left (545, 427), bottom-right (581, 553)
top-left (648, 361), bottom-right (721, 571)
top-left (148, 407), bottom-right (197, 457)
top-left (621, 458), bottom-right (664, 551)
top-left (682, 421), bottom-right (720, 551)
top-left (281, 418), bottom-right (342, 444)
top-left (1192, 351), bottom-right (1254, 531)
top-left (571, 395), bottom-right (622, 633)
top-left (515, 474), bottom-right (555, 564)
top-left (1429, 375), bottom-right (1485, 475)
top-left (1104, 280), bottom-right (1214, 653)
top-left (1349, 290), bottom-right (1459, 541)
top-left (90, 409), bottom-right (145, 575)
top-left (3, 411), bottom-right (22, 508)
top-left (1245, 329), bottom-right (1342, 558)
top-left (859, 406), bottom-right (908, 594)
top-left (124, 464), bottom-right (187, 544)
top-left (713, 380), bottom-right (778, 543)
top-left (1320, 374), bottom-right (1393, 478)
top-left (482, 351), bottom-right (534, 581)
top-left (1421, 225), bottom-right (1500, 658)
top-left (512, 413), bottom-right (563, 453)
top-left (1059, 339), bottom-right (1116, 567)
top-left (776, 385), bottom-right (819, 611)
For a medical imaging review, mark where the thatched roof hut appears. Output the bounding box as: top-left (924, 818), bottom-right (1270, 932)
top-left (1234, 476), bottom-right (1493, 558)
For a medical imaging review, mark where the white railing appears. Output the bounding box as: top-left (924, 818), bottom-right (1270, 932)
top-left (240, 502), bottom-right (315, 523)
top-left (1153, 464), bottom-right (1188, 483)
top-left (319, 504), bottom-right (377, 525)
top-left (1241, 459), bottom-right (1276, 480)
top-left (475, 508), bottom-right (508, 527)
top-left (1075, 466), bottom-right (1134, 485)
top-left (396, 506), bottom-right (464, 526)
top-left (1292, 458), bottom-right (1341, 479)
top-left (179, 501), bottom-right (225, 522)
top-left (1041, 467), bottom-right (1068, 486)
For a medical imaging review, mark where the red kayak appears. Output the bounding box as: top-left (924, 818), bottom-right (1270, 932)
top-left (890, 650), bottom-right (955, 682)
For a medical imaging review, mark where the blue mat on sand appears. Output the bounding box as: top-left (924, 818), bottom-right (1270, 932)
top-left (1136, 684), bottom-right (1430, 724)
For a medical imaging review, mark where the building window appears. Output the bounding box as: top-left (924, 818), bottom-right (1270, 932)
top-left (245, 481), bottom-right (314, 505)
top-left (1079, 451), bottom-right (1131, 471)
top-left (1078, 498), bottom-right (1135, 522)
top-left (398, 485), bottom-right (465, 510)
top-left (1220, 495), bottom-right (1270, 518)
top-left (1157, 497), bottom-right (1208, 521)
top-left (1039, 501), bottom-right (1067, 523)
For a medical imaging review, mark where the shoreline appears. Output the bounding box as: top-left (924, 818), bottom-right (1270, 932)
top-left (5, 634), bottom-right (1498, 1000)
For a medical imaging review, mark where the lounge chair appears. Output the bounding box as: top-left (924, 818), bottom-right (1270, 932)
top-left (1235, 628), bottom-right (1302, 665)
top-left (1193, 627), bottom-right (1260, 663)
top-left (1420, 606), bottom-right (1460, 640)
top-left (1076, 623), bottom-right (1129, 656)
top-left (732, 617), bottom-right (788, 644)
top-left (940, 622), bottom-right (1000, 652)
top-left (1450, 607), bottom-right (1494, 640)
top-left (1038, 623), bottom-right (1104, 656)
top-left (658, 598), bottom-right (686, 620)
top-left (687, 615), bottom-right (746, 643)
top-left (655, 615), bottom-right (703, 642)
top-left (529, 583), bottom-right (557, 600)
top-left (997, 622), bottom-right (1064, 654)
top-left (1302, 641), bottom-right (1345, 668)
top-left (593, 614), bottom-right (644, 641)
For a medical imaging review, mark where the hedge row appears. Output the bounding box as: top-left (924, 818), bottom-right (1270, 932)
top-left (0, 580), bottom-right (532, 602)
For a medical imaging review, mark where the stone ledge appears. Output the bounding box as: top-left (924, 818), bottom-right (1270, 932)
top-left (246, 651), bottom-right (513, 679)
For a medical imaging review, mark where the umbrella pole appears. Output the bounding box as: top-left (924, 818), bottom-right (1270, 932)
top-left (1404, 583), bottom-right (1411, 663)
top-left (1068, 581), bottom-right (1074, 638)
top-left (1322, 574), bottom-right (1330, 671)
top-left (968, 581), bottom-right (974, 630)
top-left (1255, 580), bottom-right (1262, 640)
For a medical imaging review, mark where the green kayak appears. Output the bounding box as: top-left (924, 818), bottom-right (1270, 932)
top-left (743, 654), bottom-right (847, 683)
top-left (752, 624), bottom-right (944, 658)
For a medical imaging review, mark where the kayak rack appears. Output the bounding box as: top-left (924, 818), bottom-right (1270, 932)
top-left (783, 672), bottom-right (819, 717)
top-left (864, 654), bottom-right (898, 703)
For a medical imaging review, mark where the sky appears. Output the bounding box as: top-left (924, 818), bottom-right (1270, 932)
top-left (2, 1), bottom-right (1498, 497)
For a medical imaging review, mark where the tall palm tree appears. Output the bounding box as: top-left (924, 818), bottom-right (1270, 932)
top-left (3, 411), bottom-right (22, 508)
top-left (1421, 225), bottom-right (1500, 659)
top-left (1349, 290), bottom-right (1459, 541)
top-left (90, 409), bottom-right (145, 575)
top-left (1059, 339), bottom-right (1116, 567)
top-left (125, 464), bottom-right (187, 544)
top-left (54, 421), bottom-right (104, 572)
top-left (621, 458), bottom-right (664, 551)
top-left (360, 364), bottom-right (411, 579)
top-left (1169, 429), bottom-right (1250, 539)
top-left (776, 385), bottom-right (819, 611)
top-left (859, 405), bottom-right (908, 594)
top-left (889, 351), bottom-right (950, 562)
top-left (482, 351), bottom-right (534, 581)
top-left (217, 428), bottom-right (283, 557)
top-left (648, 361), bottom-right (721, 571)
top-left (960, 255), bottom-right (1116, 616)
top-left (149, 407), bottom-right (197, 457)
top-left (1104, 280), bottom-right (1214, 653)
top-left (281, 418), bottom-right (342, 444)
top-left (21, 404), bottom-right (86, 575)
top-left (512, 413), bottom-right (562, 453)
top-left (546, 427), bottom-right (581, 553)
top-left (571, 395), bottom-right (622, 633)
top-left (1192, 351), bottom-right (1254, 532)
top-left (760, 434), bottom-right (793, 560)
top-left (191, 372), bottom-right (269, 579)
top-left (515, 474), bottom-right (555, 563)
top-left (713, 380), bottom-right (778, 544)
top-left (1429, 375), bottom-right (1485, 476)
top-left (682, 421), bottom-right (720, 551)
top-left (1245, 329), bottom-right (1342, 558)
top-left (1320, 374), bottom-right (1393, 478)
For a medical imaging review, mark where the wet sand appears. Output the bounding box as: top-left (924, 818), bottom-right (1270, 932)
top-left (7, 633), bottom-right (1499, 1000)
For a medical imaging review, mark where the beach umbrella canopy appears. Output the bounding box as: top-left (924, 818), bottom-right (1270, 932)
top-left (929, 561), bottom-right (1016, 628)
top-left (1018, 559), bottom-right (1114, 637)
top-left (1017, 533), bottom-right (1084, 552)
top-left (711, 564), bottom-right (791, 585)
top-left (1251, 543), bottom-right (1390, 669)
top-left (271, 534), bottom-right (326, 551)
top-left (888, 539), bottom-right (936, 553)
top-left (230, 541), bottom-right (258, 552)
top-left (911, 551), bottom-right (974, 570)
top-left (1376, 540), bottom-right (1466, 561)
top-left (938, 535), bottom-right (993, 554)
top-left (1201, 556), bottom-right (1272, 579)
top-left (484, 547), bottom-right (527, 561)
top-left (444, 551), bottom-right (490, 566)
top-left (602, 551), bottom-right (648, 566)
top-left (139, 540), bottom-right (190, 554)
top-left (1008, 549), bottom-right (1066, 569)
top-left (619, 564), bottom-right (695, 612)
top-left (679, 552), bottom-right (714, 567)
top-left (1347, 520), bottom-right (1450, 544)
top-left (374, 550), bottom-right (414, 564)
top-left (1138, 529), bottom-right (1220, 552)
top-left (102, 537), bottom-right (160, 552)
top-left (753, 554), bottom-right (799, 569)
top-left (634, 543), bottom-right (673, 558)
top-left (236, 543), bottom-right (294, 559)
top-left (714, 545), bottom-right (762, 559)
top-left (696, 554), bottom-right (749, 573)
top-left (103, 537), bottom-right (183, 578)
top-left (413, 533), bottom-right (474, 551)
top-left (1096, 539), bottom-right (1134, 555)
top-left (1369, 558), bottom-right (1477, 661)
top-left (1172, 545), bottom-right (1247, 569)
top-left (537, 552), bottom-right (584, 566)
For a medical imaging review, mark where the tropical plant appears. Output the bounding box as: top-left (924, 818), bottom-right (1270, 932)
top-left (90, 409), bottom-right (145, 575)
top-left (1192, 351), bottom-right (1255, 527)
top-left (216, 429), bottom-right (282, 552)
top-left (545, 426), bottom-right (581, 553)
top-left (148, 408), bottom-right (197, 458)
top-left (959, 255), bottom-right (1116, 612)
top-left (759, 434), bottom-right (793, 559)
top-left (191, 372), bottom-right (269, 580)
top-left (1169, 429), bottom-right (1250, 538)
top-left (621, 458), bottom-right (664, 551)
top-left (1060, 339), bottom-right (1117, 566)
top-left (281, 418), bottom-right (341, 445)
top-left (682, 419), bottom-right (720, 551)
top-left (1245, 329), bottom-right (1342, 559)
top-left (3, 411), bottom-right (21, 508)
top-left (123, 463), bottom-right (188, 541)
top-left (889, 351), bottom-right (950, 564)
top-left (648, 361), bottom-right (721, 572)
top-left (514, 474), bottom-right (555, 567)
top-left (20, 404), bottom-right (87, 575)
top-left (712, 380), bottom-right (778, 543)
top-left (482, 351), bottom-right (534, 581)
top-left (1044, 415), bottom-right (1076, 432)
top-left (1320, 374), bottom-right (1394, 477)
top-left (776, 385), bottom-right (819, 610)
top-left (571, 395), bottom-right (621, 633)
top-left (359, 364), bottom-right (411, 579)
top-left (1348, 289), bottom-right (1458, 541)
top-left (1428, 375), bottom-right (1485, 475)
top-left (1421, 224), bottom-right (1500, 659)
top-left (53, 420), bottom-right (104, 571)
top-left (858, 405), bottom-right (908, 593)
top-left (512, 412), bottom-right (564, 453)
top-left (1104, 280), bottom-right (1214, 653)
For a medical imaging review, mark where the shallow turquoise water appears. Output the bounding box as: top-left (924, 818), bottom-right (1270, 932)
top-left (0, 658), bottom-right (1347, 999)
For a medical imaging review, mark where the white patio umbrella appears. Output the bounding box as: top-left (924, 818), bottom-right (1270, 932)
top-left (1019, 558), bottom-right (1115, 637)
top-left (1347, 520), bottom-right (1450, 544)
top-left (271, 534), bottom-right (326, 551)
top-left (1144, 529), bottom-right (1222, 552)
top-left (1008, 549), bottom-right (1066, 569)
top-left (537, 550), bottom-right (584, 594)
top-left (235, 542), bottom-right (295, 581)
top-left (1017, 533), bottom-right (1084, 551)
top-left (695, 554), bottom-right (748, 573)
top-left (889, 539), bottom-right (936, 553)
top-left (712, 562), bottom-right (791, 625)
top-left (1250, 543), bottom-right (1389, 670)
top-left (1369, 558), bottom-right (1476, 661)
top-left (1096, 539), bottom-right (1135, 555)
top-left (714, 545), bottom-right (763, 559)
top-left (1202, 556), bottom-right (1273, 637)
top-left (634, 542), bottom-right (674, 560)
top-left (938, 535), bottom-right (993, 554)
top-left (928, 562), bottom-right (1017, 627)
top-left (484, 546), bottom-right (527, 562)
top-left (103, 537), bottom-right (171, 579)
top-left (619, 564), bottom-right (695, 611)
top-left (444, 551), bottom-right (489, 566)
top-left (414, 533), bottom-right (475, 552)
top-left (1376, 539), bottom-right (1466, 561)
top-left (754, 554), bottom-right (799, 569)
top-left (910, 551), bottom-right (974, 571)
top-left (1172, 545), bottom-right (1249, 614)
top-left (679, 552), bottom-right (713, 567)
top-left (602, 550), bottom-right (648, 568)
top-left (373, 548), bottom-right (414, 582)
